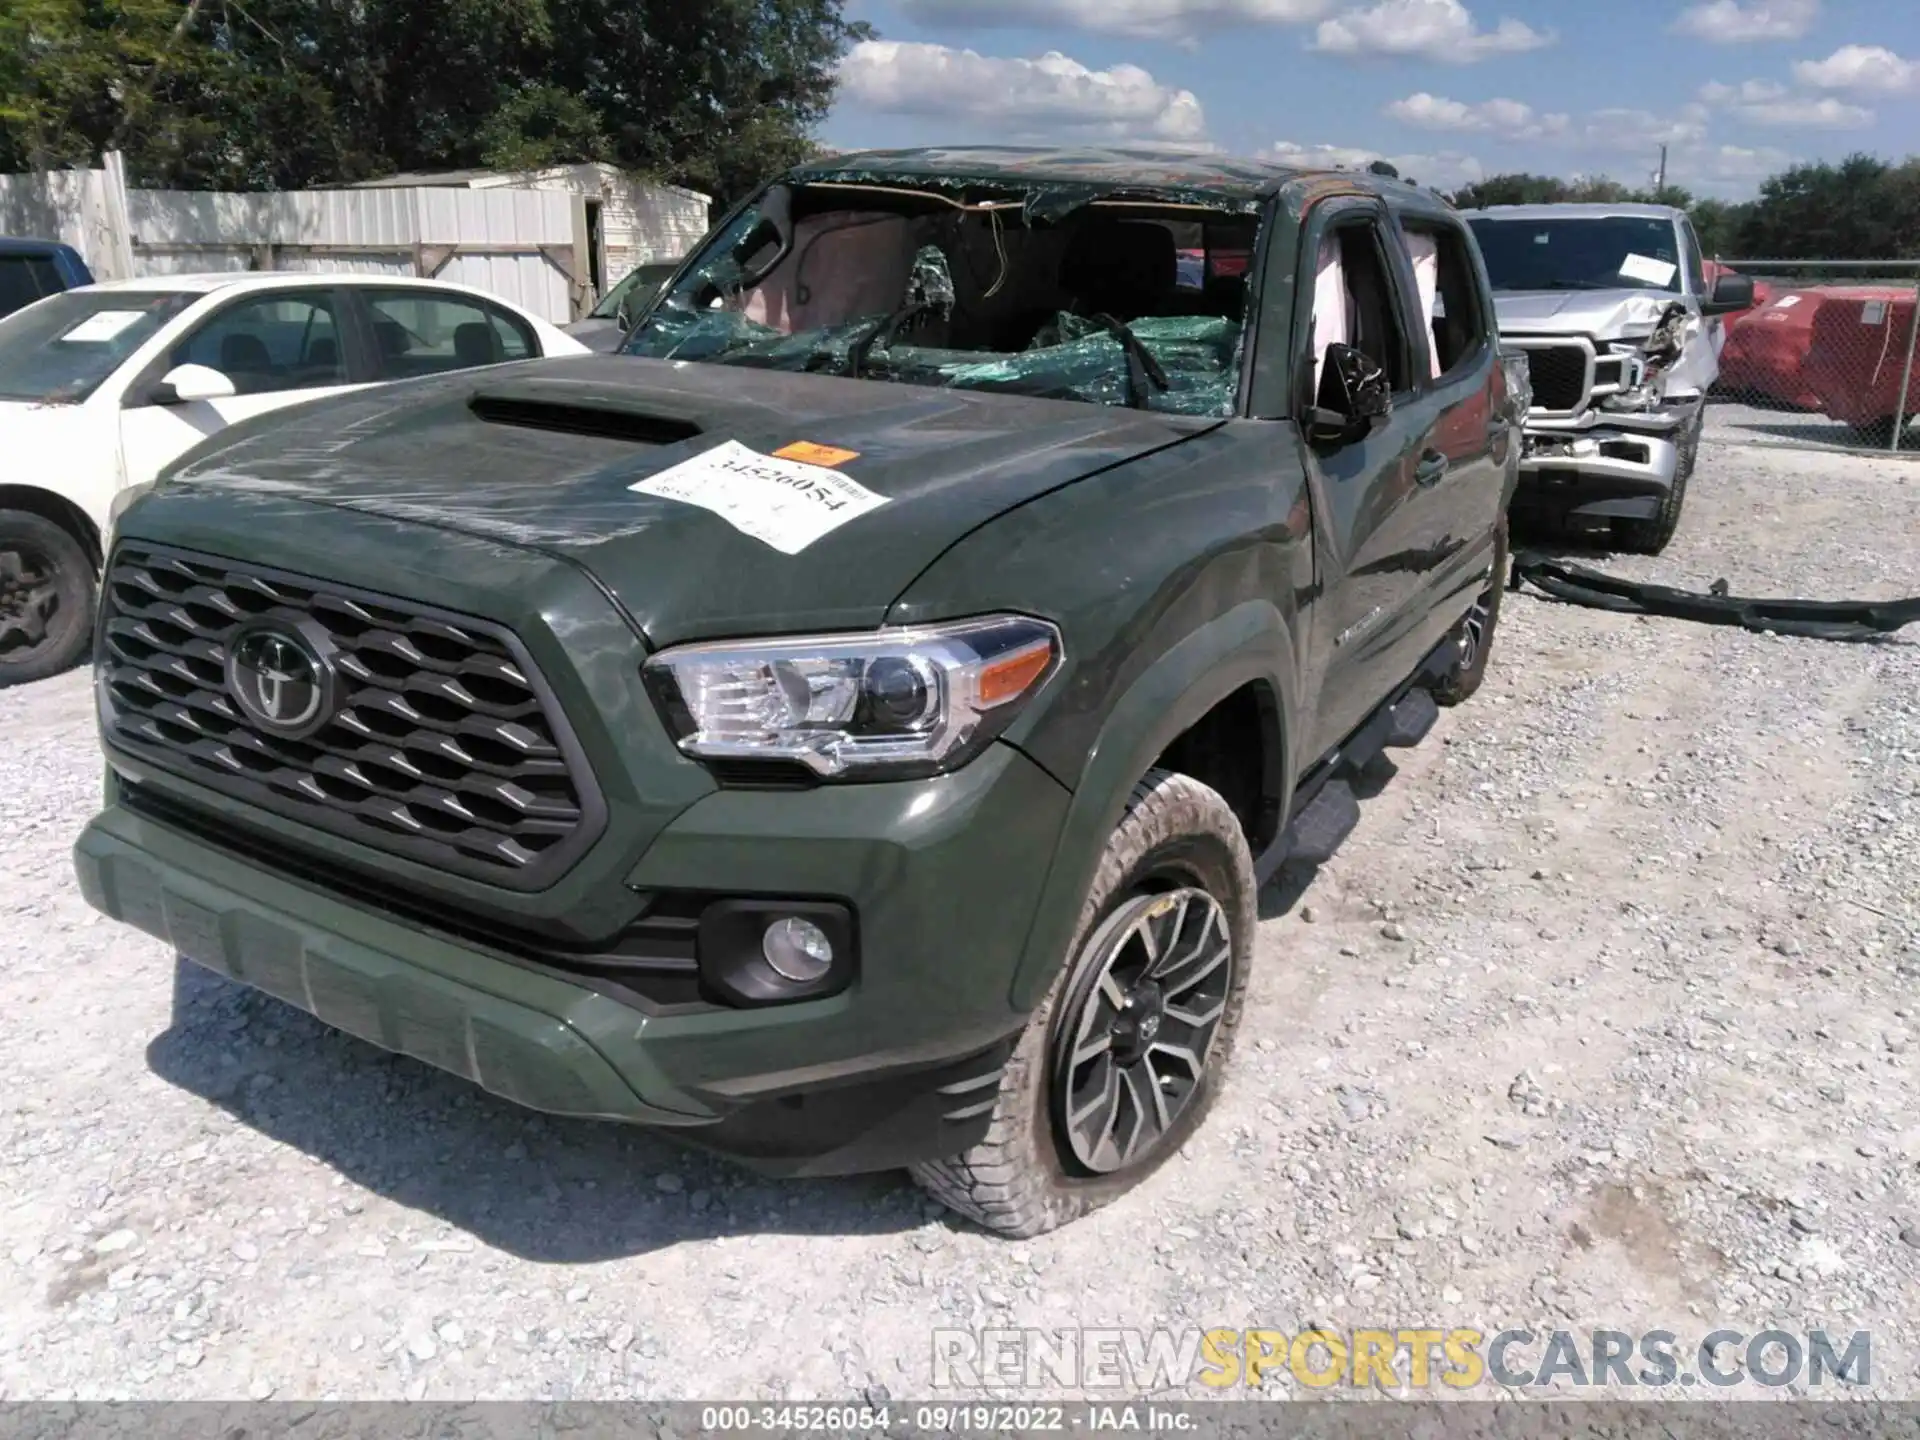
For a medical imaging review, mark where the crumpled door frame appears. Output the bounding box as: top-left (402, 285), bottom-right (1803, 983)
top-left (1509, 551), bottom-right (1920, 641)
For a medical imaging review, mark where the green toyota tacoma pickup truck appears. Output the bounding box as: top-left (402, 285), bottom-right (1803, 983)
top-left (76, 147), bottom-right (1522, 1237)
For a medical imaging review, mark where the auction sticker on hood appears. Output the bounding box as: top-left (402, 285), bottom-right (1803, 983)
top-left (630, 439), bottom-right (889, 555)
top-left (772, 441), bottom-right (860, 467)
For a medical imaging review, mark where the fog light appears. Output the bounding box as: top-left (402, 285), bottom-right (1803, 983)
top-left (762, 917), bottom-right (834, 983)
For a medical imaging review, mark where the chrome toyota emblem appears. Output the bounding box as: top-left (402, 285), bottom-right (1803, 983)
top-left (226, 625), bottom-right (333, 736)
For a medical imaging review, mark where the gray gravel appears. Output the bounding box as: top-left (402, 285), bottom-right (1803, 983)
top-left (0, 439), bottom-right (1916, 1402)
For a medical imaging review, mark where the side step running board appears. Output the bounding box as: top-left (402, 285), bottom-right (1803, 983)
top-left (1384, 688), bottom-right (1438, 748)
top-left (1275, 778), bottom-right (1360, 869)
top-left (1253, 633), bottom-right (1461, 886)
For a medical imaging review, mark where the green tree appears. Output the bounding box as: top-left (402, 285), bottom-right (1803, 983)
top-left (0, 0), bottom-right (239, 179)
top-left (1448, 173), bottom-right (1569, 209)
top-left (0, 0), bottom-right (870, 202)
top-left (1733, 153), bottom-right (1920, 259)
top-left (1687, 198), bottom-right (1750, 259)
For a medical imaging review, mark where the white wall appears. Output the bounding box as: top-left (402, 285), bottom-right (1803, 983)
top-left (465, 163), bottom-right (711, 293)
top-left (0, 169), bottom-right (124, 277)
top-left (610, 182), bottom-right (711, 279)
top-left (415, 187), bottom-right (575, 322)
top-left (4, 169), bottom-right (583, 322)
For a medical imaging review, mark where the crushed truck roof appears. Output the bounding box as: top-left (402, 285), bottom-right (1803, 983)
top-left (786, 145), bottom-right (1426, 212)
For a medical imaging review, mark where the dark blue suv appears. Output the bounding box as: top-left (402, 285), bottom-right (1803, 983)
top-left (0, 239), bottom-right (93, 320)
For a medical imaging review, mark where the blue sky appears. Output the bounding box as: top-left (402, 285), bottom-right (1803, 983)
top-left (823, 0), bottom-right (1920, 197)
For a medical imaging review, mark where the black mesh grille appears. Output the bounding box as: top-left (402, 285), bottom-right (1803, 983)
top-left (99, 542), bottom-right (603, 889)
top-left (1521, 344), bottom-right (1590, 411)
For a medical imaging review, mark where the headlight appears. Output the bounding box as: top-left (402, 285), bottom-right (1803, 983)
top-left (643, 614), bottom-right (1062, 780)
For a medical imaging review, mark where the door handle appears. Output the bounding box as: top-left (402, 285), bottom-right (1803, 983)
top-left (1414, 450), bottom-right (1449, 487)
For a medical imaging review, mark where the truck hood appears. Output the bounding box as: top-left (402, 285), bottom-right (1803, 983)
top-left (1491, 288), bottom-right (1689, 340)
top-left (156, 355), bottom-right (1221, 645)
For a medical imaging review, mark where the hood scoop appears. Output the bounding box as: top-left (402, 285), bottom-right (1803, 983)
top-left (467, 380), bottom-right (706, 446)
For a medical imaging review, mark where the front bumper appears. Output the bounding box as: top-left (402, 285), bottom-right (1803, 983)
top-left (75, 741), bottom-right (1069, 1178)
top-left (1513, 415), bottom-right (1684, 522)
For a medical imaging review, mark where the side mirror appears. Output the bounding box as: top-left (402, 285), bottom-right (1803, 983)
top-left (1307, 342), bottom-right (1392, 445)
top-left (730, 184), bottom-right (795, 291)
top-left (150, 363), bottom-right (236, 405)
top-left (1701, 272), bottom-right (1756, 316)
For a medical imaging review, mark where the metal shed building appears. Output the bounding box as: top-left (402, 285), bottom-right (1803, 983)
top-left (347, 163), bottom-right (712, 309)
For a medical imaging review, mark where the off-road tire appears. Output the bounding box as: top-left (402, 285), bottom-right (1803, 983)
top-left (1432, 512), bottom-right (1507, 707)
top-left (911, 769), bottom-right (1256, 1238)
top-left (1610, 410), bottom-right (1701, 556)
top-left (0, 509), bottom-right (95, 688)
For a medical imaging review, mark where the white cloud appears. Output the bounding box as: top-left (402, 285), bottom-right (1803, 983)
top-left (1698, 77), bottom-right (1873, 127)
top-left (894, 0), bottom-right (1332, 42)
top-left (1672, 0), bottom-right (1819, 43)
top-left (1270, 140), bottom-right (1485, 189)
top-left (1699, 78), bottom-right (1782, 104)
top-left (1738, 94), bottom-right (1874, 126)
top-left (1312, 0), bottom-right (1550, 62)
top-left (1793, 44), bottom-right (1919, 94)
top-left (837, 41), bottom-right (1207, 141)
top-left (1691, 143), bottom-right (1799, 183)
top-left (1385, 92), bottom-right (1569, 137)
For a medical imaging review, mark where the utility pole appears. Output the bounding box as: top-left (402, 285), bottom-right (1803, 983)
top-left (1656, 144), bottom-right (1668, 194)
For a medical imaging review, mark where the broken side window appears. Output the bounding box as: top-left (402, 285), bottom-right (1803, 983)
top-left (1402, 219), bottom-right (1489, 379)
top-left (1310, 219), bottom-right (1411, 399)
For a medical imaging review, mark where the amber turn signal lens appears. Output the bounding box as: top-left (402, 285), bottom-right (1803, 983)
top-left (978, 637), bottom-right (1055, 708)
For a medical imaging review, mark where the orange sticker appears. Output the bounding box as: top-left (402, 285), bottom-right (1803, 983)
top-left (772, 441), bottom-right (861, 467)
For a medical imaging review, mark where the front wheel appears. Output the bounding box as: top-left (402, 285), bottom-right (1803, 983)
top-left (1432, 512), bottom-right (1507, 707)
top-left (0, 510), bottom-right (96, 688)
top-left (911, 769), bottom-right (1255, 1237)
top-left (1610, 410), bottom-right (1701, 556)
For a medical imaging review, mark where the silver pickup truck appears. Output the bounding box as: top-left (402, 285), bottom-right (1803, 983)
top-left (1461, 203), bottom-right (1753, 554)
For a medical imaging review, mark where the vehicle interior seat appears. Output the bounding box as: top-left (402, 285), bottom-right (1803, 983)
top-left (999, 218), bottom-right (1178, 352)
top-left (1060, 220), bottom-right (1176, 322)
top-left (219, 333), bottom-right (275, 392)
top-left (372, 319), bottom-right (413, 374)
top-left (454, 322), bottom-right (502, 367)
top-left (1201, 274), bottom-right (1246, 323)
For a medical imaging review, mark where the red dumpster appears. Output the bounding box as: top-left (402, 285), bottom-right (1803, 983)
top-left (1720, 285), bottom-right (1904, 412)
top-left (1804, 286), bottom-right (1920, 435)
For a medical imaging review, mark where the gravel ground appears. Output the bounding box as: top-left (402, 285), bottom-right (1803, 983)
top-left (1705, 397), bottom-right (1918, 456)
top-left (0, 439), bottom-right (1916, 1404)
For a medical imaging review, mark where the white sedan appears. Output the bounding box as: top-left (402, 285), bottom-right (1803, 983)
top-left (0, 272), bottom-right (588, 685)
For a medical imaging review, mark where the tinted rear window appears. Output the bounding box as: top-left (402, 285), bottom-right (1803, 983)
top-left (0, 257), bottom-right (55, 319)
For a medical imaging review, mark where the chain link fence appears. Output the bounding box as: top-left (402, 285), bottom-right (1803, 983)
top-left (1705, 258), bottom-right (1920, 455)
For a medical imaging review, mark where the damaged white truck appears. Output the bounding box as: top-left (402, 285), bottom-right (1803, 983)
top-left (1462, 203), bottom-right (1753, 554)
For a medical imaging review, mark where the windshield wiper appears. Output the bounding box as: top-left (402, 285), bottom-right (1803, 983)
top-left (1086, 312), bottom-right (1170, 409)
top-left (1533, 280), bottom-right (1625, 291)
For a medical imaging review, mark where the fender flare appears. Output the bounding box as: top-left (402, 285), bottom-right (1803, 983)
top-left (1007, 600), bottom-right (1298, 1010)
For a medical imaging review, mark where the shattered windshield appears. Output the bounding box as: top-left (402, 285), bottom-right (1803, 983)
top-left (622, 181), bottom-right (1258, 416)
top-left (1468, 216), bottom-right (1685, 295)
